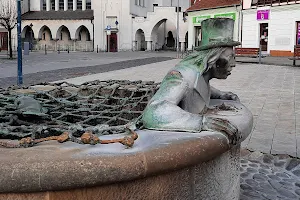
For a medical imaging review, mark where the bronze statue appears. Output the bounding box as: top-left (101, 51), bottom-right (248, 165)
top-left (141, 18), bottom-right (241, 139)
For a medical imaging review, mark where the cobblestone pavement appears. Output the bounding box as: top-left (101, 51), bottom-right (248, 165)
top-left (0, 56), bottom-right (174, 88)
top-left (241, 149), bottom-right (300, 200)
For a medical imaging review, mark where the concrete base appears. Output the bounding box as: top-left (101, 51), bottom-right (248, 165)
top-left (0, 145), bottom-right (240, 200)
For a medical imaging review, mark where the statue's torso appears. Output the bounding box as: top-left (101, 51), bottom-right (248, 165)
top-left (174, 65), bottom-right (211, 114)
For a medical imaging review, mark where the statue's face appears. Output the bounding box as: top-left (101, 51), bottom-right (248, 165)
top-left (213, 47), bottom-right (235, 79)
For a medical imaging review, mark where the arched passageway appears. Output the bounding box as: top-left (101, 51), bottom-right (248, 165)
top-left (75, 26), bottom-right (91, 41)
top-left (22, 25), bottom-right (35, 50)
top-left (57, 25), bottom-right (71, 41)
top-left (39, 25), bottom-right (52, 41)
top-left (135, 29), bottom-right (146, 51)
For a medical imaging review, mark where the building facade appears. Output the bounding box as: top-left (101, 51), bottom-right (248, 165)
top-left (242, 0), bottom-right (300, 56)
top-left (186, 0), bottom-right (242, 50)
top-left (1, 0), bottom-right (190, 52)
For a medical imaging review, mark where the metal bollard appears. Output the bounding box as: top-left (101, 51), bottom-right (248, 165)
top-left (67, 46), bottom-right (69, 53)
top-left (259, 44), bottom-right (262, 64)
top-left (97, 45), bottom-right (98, 53)
top-left (45, 44), bottom-right (47, 55)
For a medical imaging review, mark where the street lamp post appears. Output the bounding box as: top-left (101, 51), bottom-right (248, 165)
top-left (29, 23), bottom-right (33, 52)
top-left (176, 0), bottom-right (180, 58)
top-left (17, 0), bottom-right (23, 85)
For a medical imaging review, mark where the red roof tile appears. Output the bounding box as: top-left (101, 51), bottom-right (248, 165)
top-left (187, 0), bottom-right (241, 12)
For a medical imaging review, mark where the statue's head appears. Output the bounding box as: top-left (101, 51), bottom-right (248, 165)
top-left (182, 18), bottom-right (239, 80)
top-left (209, 47), bottom-right (235, 79)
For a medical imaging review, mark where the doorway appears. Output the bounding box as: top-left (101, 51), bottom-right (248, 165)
top-left (107, 33), bottom-right (118, 52)
top-left (0, 32), bottom-right (8, 50)
top-left (297, 21), bottom-right (300, 46)
top-left (195, 26), bottom-right (201, 47)
top-left (260, 23), bottom-right (268, 51)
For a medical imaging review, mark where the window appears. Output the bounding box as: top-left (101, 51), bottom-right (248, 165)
top-left (59, 0), bottom-right (64, 10)
top-left (77, 0), bottom-right (82, 9)
top-left (42, 0), bottom-right (46, 10)
top-left (68, 0), bottom-right (73, 9)
top-left (86, 0), bottom-right (91, 9)
top-left (135, 0), bottom-right (145, 7)
top-left (51, 0), bottom-right (55, 10)
top-left (175, 7), bottom-right (182, 12)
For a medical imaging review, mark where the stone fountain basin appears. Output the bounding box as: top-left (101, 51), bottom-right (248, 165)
top-left (0, 99), bottom-right (253, 200)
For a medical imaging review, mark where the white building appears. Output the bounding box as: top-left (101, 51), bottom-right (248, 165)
top-left (1, 0), bottom-right (190, 52)
top-left (186, 0), bottom-right (242, 50)
top-left (242, 0), bottom-right (300, 56)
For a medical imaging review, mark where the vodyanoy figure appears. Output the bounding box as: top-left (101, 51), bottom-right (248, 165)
top-left (142, 18), bottom-right (241, 139)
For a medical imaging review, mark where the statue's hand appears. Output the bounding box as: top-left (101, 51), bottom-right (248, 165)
top-left (220, 92), bottom-right (240, 102)
top-left (202, 116), bottom-right (239, 144)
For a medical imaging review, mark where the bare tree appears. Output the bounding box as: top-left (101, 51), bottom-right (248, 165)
top-left (0, 0), bottom-right (17, 59)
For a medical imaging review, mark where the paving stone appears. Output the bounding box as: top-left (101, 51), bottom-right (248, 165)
top-left (277, 188), bottom-right (297, 199)
top-left (245, 179), bottom-right (259, 187)
top-left (292, 169), bottom-right (300, 177)
top-left (241, 172), bottom-right (250, 178)
top-left (253, 174), bottom-right (268, 182)
top-left (267, 175), bottom-right (281, 181)
top-left (295, 182), bottom-right (300, 188)
top-left (286, 159), bottom-right (300, 171)
top-left (274, 161), bottom-right (286, 167)
top-left (249, 163), bottom-right (258, 168)
top-left (258, 168), bottom-right (269, 175)
top-left (263, 154), bottom-right (274, 164)
top-left (247, 168), bottom-right (258, 173)
top-left (241, 184), bottom-right (253, 191)
top-left (276, 172), bottom-right (290, 179)
top-left (242, 190), bottom-right (262, 198)
top-left (268, 180), bottom-right (283, 190)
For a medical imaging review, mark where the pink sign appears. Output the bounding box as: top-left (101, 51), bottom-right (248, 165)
top-left (298, 23), bottom-right (300, 45)
top-left (257, 10), bottom-right (270, 20)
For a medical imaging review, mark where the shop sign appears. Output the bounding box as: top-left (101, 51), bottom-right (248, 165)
top-left (257, 10), bottom-right (270, 20)
top-left (193, 15), bottom-right (211, 24)
top-left (214, 13), bottom-right (236, 21)
top-left (298, 23), bottom-right (300, 45)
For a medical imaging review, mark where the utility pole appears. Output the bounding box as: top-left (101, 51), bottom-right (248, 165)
top-left (17, 0), bottom-right (23, 85)
top-left (176, 0), bottom-right (180, 58)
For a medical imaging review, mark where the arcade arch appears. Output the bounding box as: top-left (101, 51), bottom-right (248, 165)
top-left (135, 29), bottom-right (146, 51)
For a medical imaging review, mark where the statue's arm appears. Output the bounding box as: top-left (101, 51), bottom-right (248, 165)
top-left (142, 71), bottom-right (203, 132)
top-left (210, 86), bottom-right (240, 102)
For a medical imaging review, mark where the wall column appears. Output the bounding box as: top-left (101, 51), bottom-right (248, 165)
top-left (82, 0), bottom-right (86, 10)
top-left (46, 0), bottom-right (51, 11)
top-left (132, 41), bottom-right (137, 51)
top-left (146, 41), bottom-right (152, 51)
top-left (180, 42), bottom-right (185, 52)
top-left (73, 0), bottom-right (77, 11)
top-left (55, 0), bottom-right (59, 11)
top-left (64, 0), bottom-right (68, 10)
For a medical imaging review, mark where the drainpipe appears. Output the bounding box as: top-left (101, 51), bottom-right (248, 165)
top-left (236, 5), bottom-right (241, 42)
top-left (91, 19), bottom-right (94, 52)
top-left (240, 2), bottom-right (243, 47)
